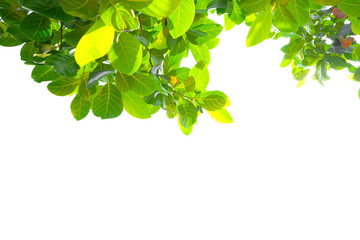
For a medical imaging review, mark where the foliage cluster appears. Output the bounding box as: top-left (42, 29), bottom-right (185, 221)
top-left (1, 0), bottom-right (360, 134)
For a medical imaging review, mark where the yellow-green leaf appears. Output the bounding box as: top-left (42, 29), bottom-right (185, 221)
top-left (246, 5), bottom-right (272, 47)
top-left (108, 31), bottom-right (142, 75)
top-left (75, 19), bottom-right (115, 67)
top-left (207, 109), bottom-right (234, 124)
top-left (168, 0), bottom-right (195, 38)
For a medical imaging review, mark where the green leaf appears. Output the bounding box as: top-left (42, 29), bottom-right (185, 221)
top-left (47, 77), bottom-right (80, 96)
top-left (100, 1), bottom-right (138, 31)
top-left (240, 0), bottom-right (271, 15)
top-left (108, 31), bottom-right (142, 75)
top-left (122, 91), bottom-right (152, 119)
top-left (64, 24), bottom-right (92, 47)
top-left (207, 109), bottom-right (234, 123)
top-left (274, 3), bottom-right (299, 33)
top-left (177, 116), bottom-right (193, 135)
top-left (168, 0), bottom-right (196, 38)
top-left (224, 14), bottom-right (236, 31)
top-left (119, 0), bottom-right (181, 18)
top-left (190, 61), bottom-right (209, 91)
top-left (177, 99), bottom-right (198, 128)
top-left (60, 0), bottom-right (99, 19)
top-left (313, 0), bottom-right (342, 5)
top-left (20, 13), bottom-right (51, 42)
top-left (339, 0), bottom-right (360, 17)
top-left (32, 65), bottom-right (60, 83)
top-left (246, 5), bottom-right (272, 47)
top-left (189, 43), bottom-right (211, 65)
top-left (20, 41), bottom-right (38, 62)
top-left (46, 54), bottom-right (79, 77)
top-left (350, 17), bottom-right (360, 35)
top-left (338, 0), bottom-right (360, 17)
top-left (116, 72), bottom-right (134, 92)
top-left (230, 0), bottom-right (245, 24)
top-left (71, 94), bottom-right (90, 121)
top-left (187, 21), bottom-right (223, 45)
top-left (127, 72), bottom-right (157, 96)
top-left (19, 0), bottom-right (74, 22)
top-left (287, 0), bottom-right (310, 26)
top-left (195, 90), bottom-right (229, 111)
top-left (92, 83), bottom-right (123, 119)
top-left (75, 20), bottom-right (115, 67)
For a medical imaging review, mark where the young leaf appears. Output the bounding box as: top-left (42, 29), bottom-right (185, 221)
top-left (75, 19), bottom-right (115, 67)
top-left (246, 5), bottom-right (272, 47)
top-left (207, 109), bottom-right (234, 124)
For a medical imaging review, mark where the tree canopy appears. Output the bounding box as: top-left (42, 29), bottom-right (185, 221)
top-left (1, 0), bottom-right (360, 134)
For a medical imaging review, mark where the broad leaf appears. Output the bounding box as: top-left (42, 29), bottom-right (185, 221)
top-left (177, 99), bottom-right (198, 129)
top-left (108, 31), bottom-right (142, 75)
top-left (100, 1), bottom-right (138, 31)
top-left (46, 54), bottom-right (79, 77)
top-left (207, 109), bottom-right (234, 123)
top-left (246, 5), bottom-right (272, 47)
top-left (339, 0), bottom-right (360, 17)
top-left (168, 0), bottom-right (196, 39)
top-left (47, 77), bottom-right (80, 96)
top-left (71, 94), bottom-right (90, 121)
top-left (313, 0), bottom-right (342, 5)
top-left (19, 0), bottom-right (74, 22)
top-left (119, 0), bottom-right (181, 18)
top-left (20, 13), bottom-right (51, 42)
top-left (122, 91), bottom-right (152, 119)
top-left (274, 3), bottom-right (299, 33)
top-left (195, 90), bottom-right (229, 111)
top-left (75, 19), bottom-right (115, 67)
top-left (32, 65), bottom-right (60, 83)
top-left (60, 0), bottom-right (99, 19)
top-left (92, 83), bottom-right (123, 119)
top-left (240, 0), bottom-right (270, 15)
top-left (287, 0), bottom-right (310, 27)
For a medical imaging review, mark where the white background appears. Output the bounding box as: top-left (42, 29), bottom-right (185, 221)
top-left (1, 17), bottom-right (360, 240)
